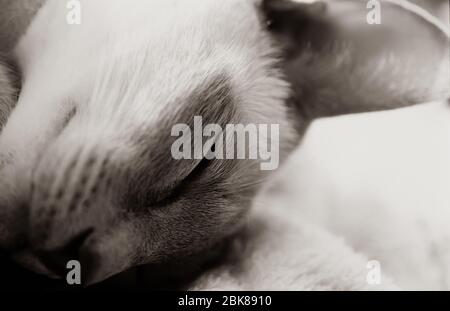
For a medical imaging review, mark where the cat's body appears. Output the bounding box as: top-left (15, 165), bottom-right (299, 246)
top-left (0, 0), bottom-right (448, 286)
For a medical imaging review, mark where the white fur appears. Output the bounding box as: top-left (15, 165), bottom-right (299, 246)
top-left (2, 0), bottom-right (448, 289)
top-left (189, 102), bottom-right (450, 291)
top-left (264, 102), bottom-right (450, 290)
top-left (2, 0), bottom-right (295, 226)
top-left (191, 197), bottom-right (398, 290)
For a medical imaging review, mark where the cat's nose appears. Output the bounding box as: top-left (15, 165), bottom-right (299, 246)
top-left (26, 148), bottom-right (113, 282)
top-left (27, 144), bottom-right (116, 258)
top-left (26, 140), bottom-right (134, 284)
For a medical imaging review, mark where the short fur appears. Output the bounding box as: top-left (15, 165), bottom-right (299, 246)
top-left (0, 59), bottom-right (17, 132)
top-left (0, 0), bottom-right (448, 286)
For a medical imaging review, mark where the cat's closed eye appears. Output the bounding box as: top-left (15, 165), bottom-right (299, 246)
top-left (151, 156), bottom-right (213, 207)
top-left (154, 158), bottom-right (212, 207)
top-left (131, 146), bottom-right (215, 210)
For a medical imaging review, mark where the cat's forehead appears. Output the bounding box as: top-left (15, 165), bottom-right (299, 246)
top-left (16, 0), bottom-right (293, 164)
top-left (84, 0), bottom-right (289, 129)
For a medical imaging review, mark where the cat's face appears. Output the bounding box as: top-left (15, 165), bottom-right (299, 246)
top-left (0, 0), bottom-right (448, 285)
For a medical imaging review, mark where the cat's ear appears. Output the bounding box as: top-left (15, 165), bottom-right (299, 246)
top-left (261, 0), bottom-right (449, 118)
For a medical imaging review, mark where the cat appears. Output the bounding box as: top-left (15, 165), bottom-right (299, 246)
top-left (0, 0), bottom-right (448, 286)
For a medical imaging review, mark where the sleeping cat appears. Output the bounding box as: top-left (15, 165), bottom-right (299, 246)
top-left (0, 0), bottom-right (448, 286)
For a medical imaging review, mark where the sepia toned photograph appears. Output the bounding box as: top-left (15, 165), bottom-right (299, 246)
top-left (0, 0), bottom-right (449, 298)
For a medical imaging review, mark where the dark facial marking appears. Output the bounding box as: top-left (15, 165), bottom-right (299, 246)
top-left (124, 73), bottom-right (237, 212)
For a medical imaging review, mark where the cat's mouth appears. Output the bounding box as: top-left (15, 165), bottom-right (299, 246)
top-left (32, 228), bottom-right (94, 279)
top-left (10, 222), bottom-right (141, 286)
top-left (11, 228), bottom-right (98, 282)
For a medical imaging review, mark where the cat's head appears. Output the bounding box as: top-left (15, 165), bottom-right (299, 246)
top-left (0, 0), bottom-right (448, 285)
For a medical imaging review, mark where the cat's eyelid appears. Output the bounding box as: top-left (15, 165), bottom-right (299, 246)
top-left (151, 156), bottom-right (212, 207)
